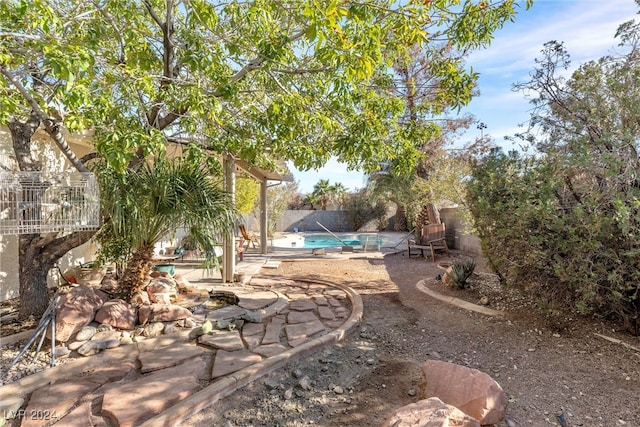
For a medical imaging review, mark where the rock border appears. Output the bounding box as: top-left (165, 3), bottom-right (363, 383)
top-left (416, 279), bottom-right (505, 317)
top-left (140, 279), bottom-right (363, 427)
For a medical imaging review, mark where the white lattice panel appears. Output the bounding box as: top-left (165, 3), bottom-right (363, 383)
top-left (0, 171), bottom-right (100, 235)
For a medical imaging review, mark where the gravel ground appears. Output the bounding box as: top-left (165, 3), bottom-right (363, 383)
top-left (182, 252), bottom-right (640, 427)
top-left (2, 251), bottom-right (640, 426)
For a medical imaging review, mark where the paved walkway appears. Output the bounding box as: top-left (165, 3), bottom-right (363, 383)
top-left (0, 252), bottom-right (364, 427)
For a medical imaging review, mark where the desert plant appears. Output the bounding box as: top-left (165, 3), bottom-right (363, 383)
top-left (447, 259), bottom-right (476, 289)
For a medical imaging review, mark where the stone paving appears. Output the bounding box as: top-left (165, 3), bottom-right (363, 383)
top-left (0, 271), bottom-right (362, 427)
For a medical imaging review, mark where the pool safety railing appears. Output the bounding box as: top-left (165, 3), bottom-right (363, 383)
top-left (315, 221), bottom-right (354, 252)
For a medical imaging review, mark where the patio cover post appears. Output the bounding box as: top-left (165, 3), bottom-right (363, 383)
top-left (223, 156), bottom-right (236, 283)
top-left (260, 180), bottom-right (267, 253)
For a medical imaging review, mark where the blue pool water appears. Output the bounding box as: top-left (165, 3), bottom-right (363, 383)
top-left (302, 233), bottom-right (381, 249)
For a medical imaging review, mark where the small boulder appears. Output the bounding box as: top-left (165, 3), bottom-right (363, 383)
top-left (382, 397), bottom-right (480, 427)
top-left (141, 303), bottom-right (193, 323)
top-left (146, 278), bottom-right (178, 303)
top-left (74, 325), bottom-right (97, 341)
top-left (418, 360), bottom-right (508, 425)
top-left (131, 290), bottom-right (151, 306)
top-left (48, 286), bottom-right (107, 342)
top-left (95, 299), bottom-right (138, 330)
top-left (100, 274), bottom-right (119, 293)
top-left (143, 322), bottom-right (165, 338)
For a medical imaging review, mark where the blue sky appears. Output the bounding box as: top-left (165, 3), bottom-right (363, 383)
top-left (289, 0), bottom-right (639, 194)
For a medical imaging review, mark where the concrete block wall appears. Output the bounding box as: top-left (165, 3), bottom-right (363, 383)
top-left (439, 208), bottom-right (482, 255)
top-left (249, 206), bottom-right (482, 254)
top-left (246, 210), bottom-right (352, 233)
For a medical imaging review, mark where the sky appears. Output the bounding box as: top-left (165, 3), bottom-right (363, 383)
top-left (288, 0), bottom-right (639, 194)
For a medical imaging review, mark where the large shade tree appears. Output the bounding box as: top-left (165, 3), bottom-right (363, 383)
top-left (367, 42), bottom-right (478, 231)
top-left (1, 0), bottom-right (530, 318)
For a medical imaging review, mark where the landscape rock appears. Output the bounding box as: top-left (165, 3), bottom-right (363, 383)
top-left (67, 340), bottom-right (87, 351)
top-left (382, 397), bottom-right (481, 427)
top-left (74, 325), bottom-right (97, 341)
top-left (131, 290), bottom-right (151, 305)
top-left (97, 323), bottom-right (113, 332)
top-left (77, 340), bottom-right (108, 356)
top-left (418, 360), bottom-right (507, 425)
top-left (139, 303), bottom-right (192, 324)
top-left (143, 322), bottom-right (165, 338)
top-left (146, 278), bottom-right (178, 303)
top-left (95, 299), bottom-right (138, 330)
top-left (100, 274), bottom-right (119, 293)
top-left (91, 330), bottom-right (120, 342)
top-left (48, 286), bottom-right (107, 342)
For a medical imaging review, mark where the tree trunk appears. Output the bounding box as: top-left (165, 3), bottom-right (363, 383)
top-left (9, 115), bottom-right (96, 320)
top-left (17, 234), bottom-right (51, 319)
top-left (118, 243), bottom-right (156, 300)
top-left (394, 204), bottom-right (407, 231)
top-left (416, 203), bottom-right (440, 227)
top-left (17, 231), bottom-right (96, 320)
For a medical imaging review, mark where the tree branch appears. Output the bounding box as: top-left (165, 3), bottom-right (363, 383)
top-left (0, 65), bottom-right (89, 173)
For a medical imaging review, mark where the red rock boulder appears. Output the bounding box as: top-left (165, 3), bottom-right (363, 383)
top-left (418, 360), bottom-right (508, 425)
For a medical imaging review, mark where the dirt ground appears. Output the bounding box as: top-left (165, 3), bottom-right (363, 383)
top-left (183, 251), bottom-right (640, 427)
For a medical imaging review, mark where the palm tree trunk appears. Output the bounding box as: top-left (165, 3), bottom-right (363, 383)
top-left (394, 204), bottom-right (408, 231)
top-left (118, 243), bottom-right (156, 300)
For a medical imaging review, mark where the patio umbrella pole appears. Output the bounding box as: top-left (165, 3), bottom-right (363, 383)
top-left (315, 222), bottom-right (354, 252)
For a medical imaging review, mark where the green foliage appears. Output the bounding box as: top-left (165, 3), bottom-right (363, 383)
top-left (97, 156), bottom-right (238, 289)
top-left (311, 179), bottom-right (348, 210)
top-left (343, 190), bottom-right (386, 231)
top-left (179, 233), bottom-right (200, 251)
top-left (265, 181), bottom-right (300, 234)
top-left (447, 259), bottom-right (476, 289)
top-left (236, 177), bottom-right (259, 215)
top-left (1, 0), bottom-right (526, 176)
top-left (467, 23), bottom-right (640, 330)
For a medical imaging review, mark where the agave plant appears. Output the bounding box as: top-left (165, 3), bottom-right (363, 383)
top-left (447, 259), bottom-right (477, 289)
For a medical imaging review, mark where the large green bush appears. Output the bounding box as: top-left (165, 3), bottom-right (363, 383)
top-left (467, 148), bottom-right (640, 330)
top-left (466, 22), bottom-right (640, 333)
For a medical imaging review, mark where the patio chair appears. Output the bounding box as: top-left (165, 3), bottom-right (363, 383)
top-left (407, 223), bottom-right (450, 262)
top-left (239, 224), bottom-right (259, 249)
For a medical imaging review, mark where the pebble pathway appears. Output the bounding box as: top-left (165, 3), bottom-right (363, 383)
top-left (0, 276), bottom-right (357, 427)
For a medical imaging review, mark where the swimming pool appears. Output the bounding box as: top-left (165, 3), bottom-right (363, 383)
top-left (273, 232), bottom-right (385, 249)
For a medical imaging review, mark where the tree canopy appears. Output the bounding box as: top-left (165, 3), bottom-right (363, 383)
top-left (1, 0), bottom-right (531, 176)
top-left (0, 0), bottom-right (531, 317)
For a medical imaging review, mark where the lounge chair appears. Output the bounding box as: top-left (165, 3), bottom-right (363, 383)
top-left (407, 223), bottom-right (450, 262)
top-left (239, 224), bottom-right (259, 249)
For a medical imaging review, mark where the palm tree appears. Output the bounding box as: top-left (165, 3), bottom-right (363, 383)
top-left (330, 182), bottom-right (348, 209)
top-left (303, 193), bottom-right (320, 210)
top-left (367, 170), bottom-right (415, 231)
top-left (97, 157), bottom-right (238, 299)
top-left (312, 179), bottom-right (333, 210)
